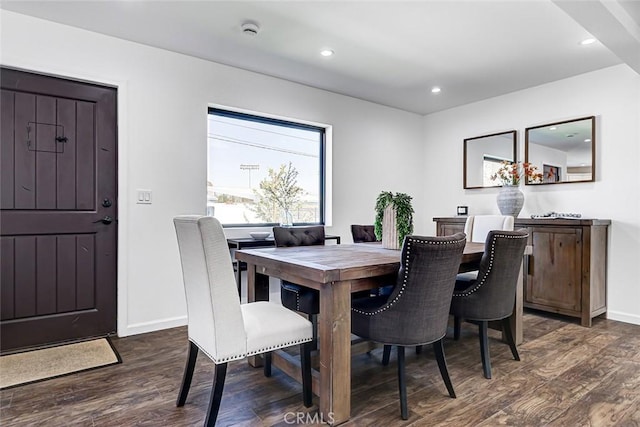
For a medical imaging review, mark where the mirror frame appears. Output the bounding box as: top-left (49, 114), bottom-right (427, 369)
top-left (524, 116), bottom-right (595, 185)
top-left (463, 130), bottom-right (517, 189)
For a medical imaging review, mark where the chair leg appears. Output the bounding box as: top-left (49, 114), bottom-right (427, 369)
top-left (382, 345), bottom-right (392, 366)
top-left (263, 352), bottom-right (272, 377)
top-left (479, 321), bottom-right (491, 379)
top-left (454, 316), bottom-right (462, 340)
top-left (502, 318), bottom-right (520, 361)
top-left (204, 363), bottom-right (228, 427)
top-left (176, 341), bottom-right (198, 407)
top-left (300, 341), bottom-right (313, 407)
top-left (397, 346), bottom-right (408, 420)
top-left (433, 339), bottom-right (456, 398)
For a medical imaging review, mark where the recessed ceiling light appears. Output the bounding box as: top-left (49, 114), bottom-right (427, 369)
top-left (549, 126), bottom-right (557, 130)
top-left (585, 138), bottom-right (591, 142)
top-left (320, 49), bottom-right (334, 57)
top-left (431, 86), bottom-right (441, 94)
top-left (580, 38), bottom-right (597, 45)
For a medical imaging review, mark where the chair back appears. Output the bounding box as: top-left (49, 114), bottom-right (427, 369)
top-left (452, 229), bottom-right (528, 320)
top-left (351, 224), bottom-right (378, 243)
top-left (464, 215), bottom-right (514, 243)
top-left (273, 226), bottom-right (325, 247)
top-left (174, 215), bottom-right (247, 363)
top-left (361, 233), bottom-right (466, 345)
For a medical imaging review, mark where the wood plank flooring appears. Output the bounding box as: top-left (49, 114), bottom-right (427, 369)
top-left (2, 310), bottom-right (639, 426)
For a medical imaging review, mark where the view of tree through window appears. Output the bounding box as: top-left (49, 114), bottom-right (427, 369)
top-left (207, 109), bottom-right (325, 226)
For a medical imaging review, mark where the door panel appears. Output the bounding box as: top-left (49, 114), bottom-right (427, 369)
top-left (56, 98), bottom-right (77, 209)
top-left (1, 91), bottom-right (15, 209)
top-left (35, 95), bottom-right (58, 208)
top-left (14, 92), bottom-right (37, 209)
top-left (1, 237), bottom-right (15, 319)
top-left (36, 235), bottom-right (57, 315)
top-left (1, 68), bottom-right (117, 352)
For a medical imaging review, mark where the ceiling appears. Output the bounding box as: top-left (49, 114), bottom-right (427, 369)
top-left (2, 0), bottom-right (639, 115)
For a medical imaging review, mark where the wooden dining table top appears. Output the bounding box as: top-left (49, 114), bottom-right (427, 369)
top-left (234, 241), bottom-right (485, 285)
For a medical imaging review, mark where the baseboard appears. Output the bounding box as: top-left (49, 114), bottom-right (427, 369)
top-left (606, 310), bottom-right (640, 326)
top-left (119, 315), bottom-right (187, 337)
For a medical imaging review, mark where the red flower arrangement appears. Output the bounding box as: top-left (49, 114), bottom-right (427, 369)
top-left (491, 161), bottom-right (543, 186)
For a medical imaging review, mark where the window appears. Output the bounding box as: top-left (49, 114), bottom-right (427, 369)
top-left (207, 108), bottom-right (325, 227)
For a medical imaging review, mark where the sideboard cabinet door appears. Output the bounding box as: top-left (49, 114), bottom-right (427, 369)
top-left (438, 222), bottom-right (465, 237)
top-left (525, 227), bottom-right (582, 314)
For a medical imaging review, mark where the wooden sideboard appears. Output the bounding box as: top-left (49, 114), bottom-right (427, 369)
top-left (434, 217), bottom-right (610, 327)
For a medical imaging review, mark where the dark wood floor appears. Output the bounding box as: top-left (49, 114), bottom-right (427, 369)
top-left (2, 310), bottom-right (640, 426)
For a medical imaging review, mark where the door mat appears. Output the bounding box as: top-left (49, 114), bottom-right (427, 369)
top-left (0, 337), bottom-right (121, 389)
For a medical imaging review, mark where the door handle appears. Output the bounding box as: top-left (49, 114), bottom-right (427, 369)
top-left (93, 216), bottom-right (113, 225)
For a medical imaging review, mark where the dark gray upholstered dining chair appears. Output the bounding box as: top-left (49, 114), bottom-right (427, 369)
top-left (454, 215), bottom-right (515, 334)
top-left (351, 224), bottom-right (378, 243)
top-left (273, 226), bottom-right (325, 347)
top-left (173, 216), bottom-right (313, 426)
top-left (449, 229), bottom-right (528, 379)
top-left (351, 233), bottom-right (467, 420)
top-left (350, 224), bottom-right (392, 298)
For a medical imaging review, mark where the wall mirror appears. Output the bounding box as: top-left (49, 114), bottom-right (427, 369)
top-left (525, 116), bottom-right (595, 185)
top-left (464, 130), bottom-right (516, 189)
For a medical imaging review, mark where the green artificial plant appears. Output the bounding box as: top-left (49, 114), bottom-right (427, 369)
top-left (374, 191), bottom-right (414, 247)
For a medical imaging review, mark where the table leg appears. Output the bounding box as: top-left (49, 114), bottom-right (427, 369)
top-left (505, 258), bottom-right (524, 345)
top-left (319, 280), bottom-right (351, 425)
top-left (236, 261), bottom-right (242, 295)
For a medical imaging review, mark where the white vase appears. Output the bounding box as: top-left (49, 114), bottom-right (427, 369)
top-left (382, 205), bottom-right (400, 249)
top-left (497, 185), bottom-right (524, 217)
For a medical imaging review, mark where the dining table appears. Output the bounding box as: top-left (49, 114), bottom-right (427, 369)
top-left (227, 234), bottom-right (341, 288)
top-left (235, 241), bottom-right (524, 425)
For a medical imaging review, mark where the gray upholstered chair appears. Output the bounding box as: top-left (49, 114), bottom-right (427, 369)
top-left (351, 224), bottom-right (378, 243)
top-left (351, 233), bottom-right (467, 420)
top-left (350, 224), bottom-right (392, 298)
top-left (273, 225), bottom-right (325, 345)
top-left (449, 229), bottom-right (528, 379)
top-left (454, 214), bottom-right (515, 335)
top-left (173, 216), bottom-right (313, 426)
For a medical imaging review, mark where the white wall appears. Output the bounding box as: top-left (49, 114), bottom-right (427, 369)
top-left (1, 11), bottom-right (425, 336)
top-left (423, 65), bottom-right (640, 325)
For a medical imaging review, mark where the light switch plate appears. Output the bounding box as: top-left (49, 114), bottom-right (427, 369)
top-left (136, 189), bottom-right (152, 204)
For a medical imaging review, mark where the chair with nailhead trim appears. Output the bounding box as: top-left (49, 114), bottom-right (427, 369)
top-left (351, 224), bottom-right (394, 298)
top-left (351, 233), bottom-right (467, 420)
top-left (449, 229), bottom-right (528, 379)
top-left (273, 226), bottom-right (325, 347)
top-left (454, 215), bottom-right (515, 335)
top-left (173, 216), bottom-right (313, 427)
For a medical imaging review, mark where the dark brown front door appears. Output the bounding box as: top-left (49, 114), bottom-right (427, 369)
top-left (1, 68), bottom-right (117, 353)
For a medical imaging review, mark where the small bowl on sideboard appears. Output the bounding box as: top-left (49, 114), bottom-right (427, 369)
top-left (250, 232), bottom-right (271, 240)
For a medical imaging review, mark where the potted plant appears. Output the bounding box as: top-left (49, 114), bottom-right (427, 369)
top-left (374, 191), bottom-right (414, 249)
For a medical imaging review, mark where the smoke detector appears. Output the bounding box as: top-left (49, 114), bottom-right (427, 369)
top-left (241, 21), bottom-right (260, 36)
